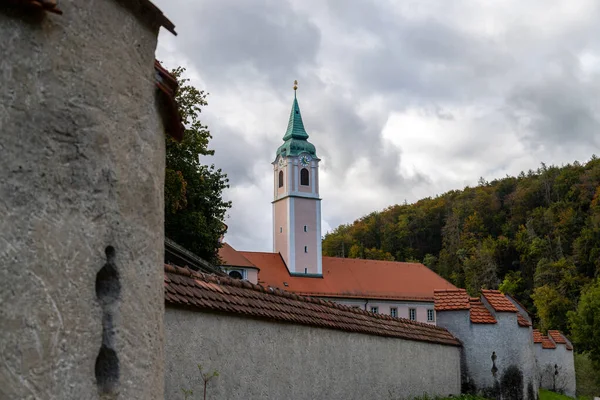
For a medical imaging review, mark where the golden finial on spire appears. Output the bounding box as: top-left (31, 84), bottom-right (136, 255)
top-left (293, 80), bottom-right (298, 91)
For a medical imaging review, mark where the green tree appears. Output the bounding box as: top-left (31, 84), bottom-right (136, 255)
top-left (320, 156), bottom-right (600, 336)
top-left (499, 271), bottom-right (524, 298)
top-left (532, 285), bottom-right (573, 332)
top-left (164, 66), bottom-right (231, 264)
top-left (568, 278), bottom-right (600, 370)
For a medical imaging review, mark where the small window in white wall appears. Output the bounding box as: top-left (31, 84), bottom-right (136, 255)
top-left (304, 268), bottom-right (307, 274)
top-left (409, 308), bottom-right (416, 321)
top-left (427, 309), bottom-right (435, 322)
top-left (304, 225), bottom-right (308, 232)
top-left (280, 227), bottom-right (283, 233)
top-left (370, 306), bottom-right (378, 314)
top-left (304, 246), bottom-right (308, 253)
top-left (390, 308), bottom-right (397, 318)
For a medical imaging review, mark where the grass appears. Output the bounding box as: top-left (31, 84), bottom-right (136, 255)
top-left (539, 388), bottom-right (593, 400)
top-left (575, 352), bottom-right (600, 398)
top-left (412, 395), bottom-right (490, 400)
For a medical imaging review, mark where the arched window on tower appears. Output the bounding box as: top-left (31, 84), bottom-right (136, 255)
top-left (278, 170), bottom-right (284, 188)
top-left (300, 168), bottom-right (309, 186)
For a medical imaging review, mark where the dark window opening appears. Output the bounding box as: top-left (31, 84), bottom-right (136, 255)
top-left (278, 170), bottom-right (284, 188)
top-left (228, 270), bottom-right (243, 279)
top-left (300, 168), bottom-right (309, 186)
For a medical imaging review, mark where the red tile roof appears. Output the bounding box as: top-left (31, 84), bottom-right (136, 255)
top-left (533, 329), bottom-right (557, 349)
top-left (164, 264), bottom-right (461, 346)
top-left (541, 336), bottom-right (557, 349)
top-left (517, 313), bottom-right (532, 327)
top-left (219, 243), bottom-right (258, 269)
top-left (481, 290), bottom-right (518, 312)
top-left (240, 251), bottom-right (457, 301)
top-left (548, 330), bottom-right (567, 344)
top-left (434, 289), bottom-right (471, 311)
top-left (469, 299), bottom-right (497, 324)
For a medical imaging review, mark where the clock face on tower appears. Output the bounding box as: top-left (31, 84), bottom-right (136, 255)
top-left (300, 155), bottom-right (311, 167)
top-left (278, 157), bottom-right (285, 168)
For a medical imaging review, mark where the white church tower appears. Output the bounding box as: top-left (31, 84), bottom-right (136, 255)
top-left (272, 81), bottom-right (322, 275)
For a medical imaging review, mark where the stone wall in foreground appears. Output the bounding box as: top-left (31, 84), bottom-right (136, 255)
top-left (165, 307), bottom-right (462, 400)
top-left (0, 1), bottom-right (167, 398)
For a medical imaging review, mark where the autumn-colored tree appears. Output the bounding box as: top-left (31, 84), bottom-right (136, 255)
top-left (322, 156), bottom-right (600, 336)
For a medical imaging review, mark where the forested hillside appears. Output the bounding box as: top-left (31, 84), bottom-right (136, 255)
top-left (323, 156), bottom-right (600, 334)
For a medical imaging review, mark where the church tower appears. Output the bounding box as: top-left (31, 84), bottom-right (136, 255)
top-left (272, 81), bottom-right (322, 275)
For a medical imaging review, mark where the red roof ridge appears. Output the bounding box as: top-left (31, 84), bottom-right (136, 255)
top-left (548, 330), bottom-right (568, 344)
top-left (532, 329), bottom-right (558, 349)
top-left (469, 298), bottom-right (497, 324)
top-left (434, 289), bottom-right (470, 311)
top-left (219, 243), bottom-right (259, 269)
top-left (164, 264), bottom-right (461, 346)
top-left (481, 290), bottom-right (518, 312)
top-left (433, 288), bottom-right (467, 294)
top-left (541, 335), bottom-right (557, 349)
top-left (517, 312), bottom-right (532, 327)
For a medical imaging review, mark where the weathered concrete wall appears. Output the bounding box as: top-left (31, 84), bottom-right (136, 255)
top-left (165, 307), bottom-right (462, 400)
top-left (437, 311), bottom-right (538, 399)
top-left (535, 344), bottom-right (576, 397)
top-left (0, 1), bottom-right (165, 399)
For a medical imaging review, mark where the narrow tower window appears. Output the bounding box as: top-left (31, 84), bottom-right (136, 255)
top-left (300, 168), bottom-right (309, 186)
top-left (278, 170), bottom-right (284, 188)
top-left (304, 246), bottom-right (308, 253)
top-left (304, 225), bottom-right (307, 232)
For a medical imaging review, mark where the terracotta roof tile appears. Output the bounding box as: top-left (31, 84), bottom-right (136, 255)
top-left (218, 243), bottom-right (259, 268)
top-left (533, 330), bottom-right (557, 349)
top-left (164, 264), bottom-right (461, 347)
top-left (541, 336), bottom-right (556, 349)
top-left (241, 252), bottom-right (457, 301)
top-left (481, 290), bottom-right (518, 312)
top-left (469, 299), bottom-right (497, 324)
top-left (532, 329), bottom-right (543, 343)
top-left (548, 330), bottom-right (567, 344)
top-left (434, 289), bottom-right (470, 311)
top-left (517, 312), bottom-right (532, 327)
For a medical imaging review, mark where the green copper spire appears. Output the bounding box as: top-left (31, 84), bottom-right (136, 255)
top-left (276, 81), bottom-right (317, 158)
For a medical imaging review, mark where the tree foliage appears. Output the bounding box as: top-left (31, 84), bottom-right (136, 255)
top-left (568, 278), bottom-right (600, 370)
top-left (323, 156), bottom-right (600, 334)
top-left (164, 66), bottom-right (231, 264)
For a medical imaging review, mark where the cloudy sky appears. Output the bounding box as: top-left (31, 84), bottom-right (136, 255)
top-left (154, 0), bottom-right (600, 252)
